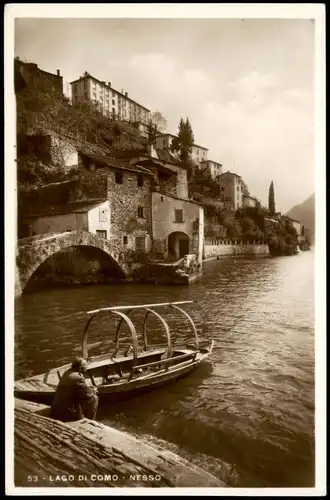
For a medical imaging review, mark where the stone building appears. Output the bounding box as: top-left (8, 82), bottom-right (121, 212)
top-left (114, 145), bottom-right (204, 264)
top-left (70, 72), bottom-right (150, 124)
top-left (14, 57), bottom-right (63, 94)
top-left (218, 171), bottom-right (246, 210)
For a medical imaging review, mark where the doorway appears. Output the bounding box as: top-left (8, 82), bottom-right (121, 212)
top-left (167, 232), bottom-right (190, 261)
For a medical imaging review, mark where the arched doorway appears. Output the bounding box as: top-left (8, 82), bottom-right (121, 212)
top-left (167, 232), bottom-right (190, 261)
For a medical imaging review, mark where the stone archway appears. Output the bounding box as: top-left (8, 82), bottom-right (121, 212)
top-left (16, 230), bottom-right (127, 294)
top-left (167, 231), bottom-right (190, 261)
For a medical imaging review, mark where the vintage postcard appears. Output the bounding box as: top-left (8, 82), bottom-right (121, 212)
top-left (5, 3), bottom-right (326, 496)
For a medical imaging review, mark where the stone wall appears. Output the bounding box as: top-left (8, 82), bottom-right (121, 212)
top-left (49, 136), bottom-right (79, 168)
top-left (69, 173), bottom-right (108, 202)
top-left (204, 242), bottom-right (269, 260)
top-left (157, 174), bottom-right (177, 198)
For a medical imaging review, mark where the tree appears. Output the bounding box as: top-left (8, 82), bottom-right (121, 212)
top-left (170, 117), bottom-right (195, 164)
top-left (268, 181), bottom-right (275, 215)
top-left (241, 181), bottom-right (250, 196)
top-left (145, 111), bottom-right (167, 145)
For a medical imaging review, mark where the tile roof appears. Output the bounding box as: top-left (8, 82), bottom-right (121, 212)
top-left (218, 171), bottom-right (242, 179)
top-left (24, 198), bottom-right (108, 218)
top-left (79, 150), bottom-right (153, 176)
top-left (156, 133), bottom-right (209, 151)
top-left (155, 148), bottom-right (180, 165)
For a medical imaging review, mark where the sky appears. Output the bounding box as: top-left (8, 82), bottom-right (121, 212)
top-left (14, 16), bottom-right (316, 213)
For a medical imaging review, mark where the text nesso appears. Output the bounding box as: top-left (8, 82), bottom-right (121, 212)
top-left (31, 474), bottom-right (162, 483)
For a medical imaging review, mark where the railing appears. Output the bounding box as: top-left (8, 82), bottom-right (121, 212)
top-left (204, 239), bottom-right (266, 246)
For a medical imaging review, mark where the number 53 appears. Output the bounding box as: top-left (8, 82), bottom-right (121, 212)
top-left (28, 475), bottom-right (38, 482)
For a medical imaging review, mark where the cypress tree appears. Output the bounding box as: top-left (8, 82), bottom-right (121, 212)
top-left (171, 117), bottom-right (194, 164)
top-left (268, 181), bottom-right (275, 215)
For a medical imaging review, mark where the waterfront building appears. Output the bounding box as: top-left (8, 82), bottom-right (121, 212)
top-left (110, 144), bottom-right (204, 263)
top-left (24, 199), bottom-right (111, 239)
top-left (282, 216), bottom-right (304, 240)
top-left (70, 72), bottom-right (150, 124)
top-left (20, 141), bottom-right (204, 264)
top-left (218, 171), bottom-right (246, 210)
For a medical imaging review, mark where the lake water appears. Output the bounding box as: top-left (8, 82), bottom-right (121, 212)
top-left (14, 250), bottom-right (315, 487)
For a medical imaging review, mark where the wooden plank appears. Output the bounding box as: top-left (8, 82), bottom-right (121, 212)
top-left (13, 402), bottom-right (225, 488)
top-left (133, 352), bottom-right (195, 372)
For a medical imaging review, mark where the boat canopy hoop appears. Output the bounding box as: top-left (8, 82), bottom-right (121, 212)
top-left (169, 304), bottom-right (199, 350)
top-left (113, 309), bottom-right (133, 354)
top-left (143, 308), bottom-right (172, 357)
top-left (82, 310), bottom-right (139, 364)
top-left (82, 301), bottom-right (198, 359)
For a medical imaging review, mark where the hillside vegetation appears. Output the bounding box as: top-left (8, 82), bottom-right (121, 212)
top-left (286, 193), bottom-right (315, 243)
top-left (16, 82), bottom-right (146, 192)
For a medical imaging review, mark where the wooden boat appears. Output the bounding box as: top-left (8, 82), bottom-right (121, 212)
top-left (14, 301), bottom-right (214, 404)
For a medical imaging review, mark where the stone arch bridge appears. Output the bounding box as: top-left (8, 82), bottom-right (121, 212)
top-left (15, 231), bottom-right (131, 296)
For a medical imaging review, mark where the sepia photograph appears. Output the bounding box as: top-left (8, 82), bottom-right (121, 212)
top-left (5, 3), bottom-right (326, 496)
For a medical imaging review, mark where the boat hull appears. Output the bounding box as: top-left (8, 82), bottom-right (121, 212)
top-left (14, 343), bottom-right (214, 406)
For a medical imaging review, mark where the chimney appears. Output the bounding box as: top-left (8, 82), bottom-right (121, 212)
top-left (56, 69), bottom-right (60, 76)
top-left (108, 81), bottom-right (111, 87)
top-left (15, 56), bottom-right (20, 61)
top-left (146, 143), bottom-right (156, 158)
top-left (125, 92), bottom-right (128, 97)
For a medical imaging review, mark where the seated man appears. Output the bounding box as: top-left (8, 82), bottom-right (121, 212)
top-left (51, 357), bottom-right (99, 422)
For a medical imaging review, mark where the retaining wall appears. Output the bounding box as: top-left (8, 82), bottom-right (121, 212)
top-left (204, 242), bottom-right (269, 260)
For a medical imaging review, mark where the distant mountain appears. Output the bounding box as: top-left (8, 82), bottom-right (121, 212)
top-left (286, 193), bottom-right (315, 242)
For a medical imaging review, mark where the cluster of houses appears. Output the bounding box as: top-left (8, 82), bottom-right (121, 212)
top-left (15, 57), bottom-right (305, 267)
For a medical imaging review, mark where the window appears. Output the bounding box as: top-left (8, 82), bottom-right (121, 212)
top-left (137, 174), bottom-right (144, 187)
top-left (220, 187), bottom-right (224, 191)
top-left (137, 206), bottom-right (145, 218)
top-left (163, 139), bottom-right (166, 146)
top-left (112, 98), bottom-right (115, 105)
top-left (96, 230), bottom-right (107, 239)
top-left (123, 235), bottom-right (128, 245)
top-left (135, 236), bottom-right (146, 252)
top-left (237, 186), bottom-right (240, 191)
top-left (99, 207), bottom-right (108, 222)
top-left (84, 80), bottom-right (87, 89)
top-left (174, 209), bottom-right (183, 223)
top-left (115, 172), bottom-right (123, 184)
top-left (160, 196), bottom-right (164, 202)
top-left (84, 92), bottom-right (88, 99)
